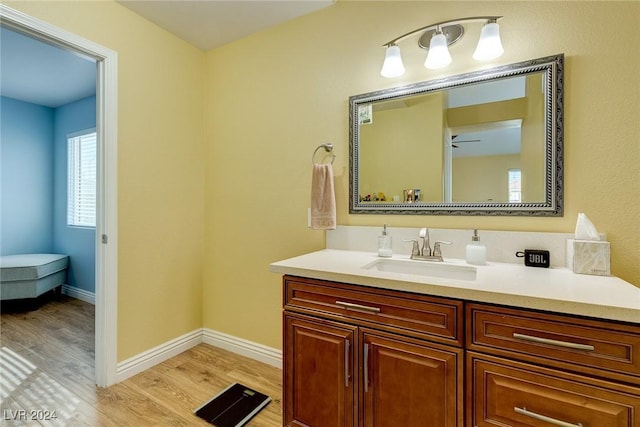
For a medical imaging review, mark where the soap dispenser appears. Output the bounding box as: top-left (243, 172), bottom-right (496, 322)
top-left (466, 229), bottom-right (486, 265)
top-left (378, 224), bottom-right (393, 257)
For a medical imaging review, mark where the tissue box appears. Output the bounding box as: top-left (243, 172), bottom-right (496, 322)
top-left (566, 239), bottom-right (610, 276)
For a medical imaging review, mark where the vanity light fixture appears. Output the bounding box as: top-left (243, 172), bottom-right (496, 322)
top-left (424, 27), bottom-right (452, 69)
top-left (472, 19), bottom-right (504, 60)
top-left (380, 44), bottom-right (405, 78)
top-left (380, 16), bottom-right (504, 77)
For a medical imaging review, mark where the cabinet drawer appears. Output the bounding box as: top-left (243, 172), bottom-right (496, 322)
top-left (467, 303), bottom-right (640, 385)
top-left (468, 353), bottom-right (640, 427)
top-left (284, 276), bottom-right (463, 346)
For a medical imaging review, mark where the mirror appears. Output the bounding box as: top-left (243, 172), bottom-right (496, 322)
top-left (349, 54), bottom-right (563, 216)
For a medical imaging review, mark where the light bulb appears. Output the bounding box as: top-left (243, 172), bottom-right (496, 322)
top-left (473, 21), bottom-right (504, 61)
top-left (424, 32), bottom-right (452, 69)
top-left (380, 44), bottom-right (405, 78)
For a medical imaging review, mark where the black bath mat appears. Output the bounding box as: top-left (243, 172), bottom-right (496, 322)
top-left (194, 383), bottom-right (271, 427)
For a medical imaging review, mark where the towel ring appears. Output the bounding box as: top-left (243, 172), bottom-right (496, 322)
top-left (312, 143), bottom-right (336, 165)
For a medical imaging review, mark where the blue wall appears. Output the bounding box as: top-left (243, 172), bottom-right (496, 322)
top-left (0, 97), bottom-right (54, 254)
top-left (0, 95), bottom-right (96, 294)
top-left (53, 96), bottom-right (96, 292)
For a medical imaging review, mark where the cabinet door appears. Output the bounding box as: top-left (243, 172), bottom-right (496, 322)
top-left (362, 331), bottom-right (463, 427)
top-left (284, 313), bottom-right (357, 427)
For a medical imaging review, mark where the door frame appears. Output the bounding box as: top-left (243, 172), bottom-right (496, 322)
top-left (1, 4), bottom-right (119, 387)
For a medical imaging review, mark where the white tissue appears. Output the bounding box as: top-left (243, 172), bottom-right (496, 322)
top-left (574, 212), bottom-right (600, 241)
top-left (568, 213), bottom-right (610, 276)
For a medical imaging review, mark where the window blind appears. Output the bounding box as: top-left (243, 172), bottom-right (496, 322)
top-left (67, 130), bottom-right (97, 227)
top-left (508, 169), bottom-right (522, 203)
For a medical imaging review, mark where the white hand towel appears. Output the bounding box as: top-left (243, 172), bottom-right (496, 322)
top-left (311, 163), bottom-right (336, 230)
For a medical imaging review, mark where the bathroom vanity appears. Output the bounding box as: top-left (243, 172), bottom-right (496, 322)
top-left (271, 249), bottom-right (640, 427)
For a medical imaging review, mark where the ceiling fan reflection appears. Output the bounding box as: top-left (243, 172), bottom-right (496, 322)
top-left (451, 135), bottom-right (481, 148)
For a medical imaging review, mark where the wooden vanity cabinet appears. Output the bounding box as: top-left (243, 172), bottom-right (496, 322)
top-left (283, 275), bottom-right (464, 427)
top-left (282, 275), bottom-right (640, 427)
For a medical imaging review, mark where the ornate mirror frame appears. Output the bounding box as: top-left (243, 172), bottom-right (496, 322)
top-left (349, 54), bottom-right (564, 216)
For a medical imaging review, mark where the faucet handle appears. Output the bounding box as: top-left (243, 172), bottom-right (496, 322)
top-left (403, 239), bottom-right (421, 257)
top-left (432, 241), bottom-right (452, 258)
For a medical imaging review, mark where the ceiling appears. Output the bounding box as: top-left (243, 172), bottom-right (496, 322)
top-left (117, 0), bottom-right (334, 51)
top-left (0, 1), bottom-right (334, 108)
top-left (0, 26), bottom-right (97, 108)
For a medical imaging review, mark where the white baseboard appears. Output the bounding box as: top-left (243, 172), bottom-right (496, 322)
top-left (116, 329), bottom-right (202, 383)
top-left (202, 328), bottom-right (283, 369)
top-left (62, 284), bottom-right (95, 305)
top-left (115, 329), bottom-right (282, 383)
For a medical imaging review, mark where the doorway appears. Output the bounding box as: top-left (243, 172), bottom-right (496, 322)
top-left (0, 4), bottom-right (118, 387)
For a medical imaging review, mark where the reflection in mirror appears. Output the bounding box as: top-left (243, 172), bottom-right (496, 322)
top-left (350, 54), bottom-right (563, 216)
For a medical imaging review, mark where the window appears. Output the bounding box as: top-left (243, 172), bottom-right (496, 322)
top-left (508, 169), bottom-right (522, 203)
top-left (67, 129), bottom-right (97, 227)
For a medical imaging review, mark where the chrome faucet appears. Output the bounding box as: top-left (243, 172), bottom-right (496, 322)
top-left (407, 228), bottom-right (452, 262)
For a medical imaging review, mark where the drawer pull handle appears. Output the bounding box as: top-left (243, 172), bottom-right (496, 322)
top-left (515, 407), bottom-right (583, 427)
top-left (512, 333), bottom-right (595, 351)
top-left (335, 301), bottom-right (381, 313)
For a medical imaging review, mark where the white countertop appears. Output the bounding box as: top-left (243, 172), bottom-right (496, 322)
top-left (270, 249), bottom-right (640, 324)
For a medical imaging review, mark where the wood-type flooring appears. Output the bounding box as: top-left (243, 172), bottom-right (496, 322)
top-left (0, 294), bottom-right (282, 426)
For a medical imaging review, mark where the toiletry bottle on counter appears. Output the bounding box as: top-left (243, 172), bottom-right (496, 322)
top-left (378, 224), bottom-right (393, 257)
top-left (466, 229), bottom-right (486, 265)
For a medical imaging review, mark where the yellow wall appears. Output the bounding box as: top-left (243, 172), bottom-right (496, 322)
top-left (521, 72), bottom-right (545, 202)
top-left (204, 1), bottom-right (639, 350)
top-left (446, 73), bottom-right (545, 202)
top-left (5, 0), bottom-right (205, 361)
top-left (7, 0), bottom-right (638, 360)
top-left (447, 97), bottom-right (527, 127)
top-left (453, 154), bottom-right (520, 202)
top-left (360, 94), bottom-right (443, 202)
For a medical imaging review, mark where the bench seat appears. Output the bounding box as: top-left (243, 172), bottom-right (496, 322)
top-left (1, 254), bottom-right (69, 300)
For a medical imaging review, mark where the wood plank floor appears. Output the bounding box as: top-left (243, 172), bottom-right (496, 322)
top-left (1, 295), bottom-right (283, 426)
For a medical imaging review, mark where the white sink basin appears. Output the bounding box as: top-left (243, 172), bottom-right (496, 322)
top-left (362, 258), bottom-right (477, 281)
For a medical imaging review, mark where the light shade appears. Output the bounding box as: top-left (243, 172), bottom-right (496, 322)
top-left (473, 21), bottom-right (504, 61)
top-left (380, 44), bottom-right (405, 78)
top-left (424, 32), bottom-right (452, 69)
